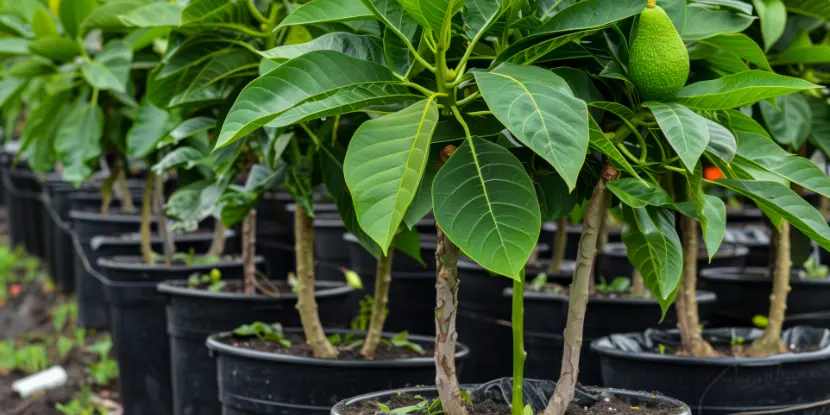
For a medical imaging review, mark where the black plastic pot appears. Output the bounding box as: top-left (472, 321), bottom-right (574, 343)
top-left (3, 165), bottom-right (44, 256)
top-left (42, 179), bottom-right (77, 293)
top-left (726, 207), bottom-right (765, 225)
top-left (207, 329), bottom-right (469, 415)
top-left (598, 242), bottom-right (748, 280)
top-left (256, 220), bottom-right (295, 279)
top-left (98, 256), bottom-right (258, 415)
top-left (331, 382), bottom-right (691, 415)
top-left (69, 211), bottom-right (154, 329)
top-left (512, 289), bottom-right (717, 386)
top-left (701, 267), bottom-right (830, 329)
top-left (158, 280), bottom-right (354, 415)
top-left (723, 226), bottom-right (771, 267)
top-left (538, 221), bottom-right (622, 260)
top-left (592, 326), bottom-right (830, 414)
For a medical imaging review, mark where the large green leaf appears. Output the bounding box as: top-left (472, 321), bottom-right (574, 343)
top-left (260, 33), bottom-right (385, 63)
top-left (688, 166), bottom-right (726, 261)
top-left (126, 98), bottom-right (181, 158)
top-left (676, 70), bottom-right (819, 110)
top-left (696, 33), bottom-right (772, 71)
top-left (704, 118), bottom-right (737, 163)
top-left (607, 178), bottom-right (675, 209)
top-left (279, 0), bottom-right (373, 28)
top-left (360, 0), bottom-right (419, 50)
top-left (475, 63), bottom-right (589, 190)
top-left (462, 0), bottom-right (501, 42)
top-left (432, 137), bottom-right (541, 280)
top-left (344, 99), bottom-right (438, 252)
top-left (181, 0), bottom-right (247, 26)
top-left (535, 0), bottom-right (646, 35)
top-left (169, 49), bottom-right (259, 107)
top-left (31, 8), bottom-right (58, 39)
top-left (59, 0), bottom-right (95, 38)
top-left (120, 3), bottom-right (184, 27)
top-left (166, 180), bottom-right (222, 226)
top-left (54, 101), bottom-right (103, 185)
top-left (20, 91), bottom-right (70, 172)
top-left (0, 38), bottom-right (33, 55)
top-left (782, 0), bottom-right (830, 19)
top-left (81, 41), bottom-right (132, 93)
top-left (0, 78), bottom-right (26, 109)
top-left (753, 0), bottom-right (787, 50)
top-left (588, 116), bottom-right (639, 178)
top-left (28, 37), bottom-right (81, 62)
top-left (682, 3), bottom-right (755, 41)
top-left (152, 147), bottom-right (207, 173)
top-left (772, 43), bottom-right (830, 64)
top-left (157, 117), bottom-right (216, 149)
top-left (808, 97), bottom-right (830, 157)
top-left (81, 0), bottom-right (144, 32)
top-left (737, 132), bottom-right (830, 198)
top-left (621, 205), bottom-right (682, 315)
top-left (158, 38), bottom-right (231, 79)
top-left (710, 179), bottom-right (830, 251)
top-left (643, 101), bottom-right (710, 171)
top-left (215, 50), bottom-right (401, 150)
top-left (727, 108), bottom-right (771, 139)
top-left (397, 0), bottom-right (464, 33)
top-left (759, 94), bottom-right (811, 147)
top-left (496, 29), bottom-right (599, 65)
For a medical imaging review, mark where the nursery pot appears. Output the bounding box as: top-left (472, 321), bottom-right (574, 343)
top-left (42, 180), bottom-right (78, 293)
top-left (726, 207), bottom-right (764, 225)
top-left (701, 267), bottom-right (830, 329)
top-left (256, 220), bottom-right (295, 279)
top-left (592, 326), bottom-right (830, 415)
top-left (157, 280), bottom-right (355, 415)
top-left (598, 242), bottom-right (748, 280)
top-left (98, 256), bottom-right (258, 415)
top-left (511, 288), bottom-right (717, 386)
top-left (538, 220), bottom-right (622, 260)
top-left (331, 382), bottom-right (691, 415)
top-left (3, 164), bottom-right (44, 256)
top-left (206, 329), bottom-right (469, 415)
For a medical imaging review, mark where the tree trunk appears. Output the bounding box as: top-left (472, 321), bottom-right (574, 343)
top-left (153, 174), bottom-right (175, 262)
top-left (435, 227), bottom-right (467, 415)
top-left (140, 173), bottom-right (155, 265)
top-left (243, 210), bottom-right (257, 295)
top-left (294, 202), bottom-right (338, 358)
top-left (100, 164), bottom-right (118, 216)
top-left (207, 221), bottom-right (227, 257)
top-left (115, 158), bottom-right (135, 214)
top-left (631, 269), bottom-right (646, 297)
top-left (545, 160), bottom-right (617, 415)
top-left (750, 221), bottom-right (790, 356)
top-left (360, 250), bottom-right (394, 359)
top-left (821, 197), bottom-right (830, 219)
top-left (676, 215), bottom-right (717, 357)
top-left (547, 217), bottom-right (568, 274)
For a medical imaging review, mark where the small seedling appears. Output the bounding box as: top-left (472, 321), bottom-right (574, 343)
top-left (14, 344), bottom-right (49, 374)
top-left (529, 273), bottom-right (547, 290)
top-left (287, 273), bottom-right (298, 293)
top-left (799, 256), bottom-right (829, 280)
top-left (169, 248), bottom-right (220, 266)
top-left (87, 339), bottom-right (118, 386)
top-left (233, 322), bottom-right (291, 347)
top-left (187, 268), bottom-right (224, 292)
top-left (341, 268), bottom-right (363, 290)
top-left (731, 337), bottom-right (746, 346)
top-left (58, 336), bottom-right (75, 359)
top-left (657, 344), bottom-right (667, 355)
top-left (56, 385), bottom-right (109, 415)
top-left (595, 277), bottom-right (631, 294)
top-left (53, 302), bottom-right (78, 332)
top-left (753, 315), bottom-right (770, 329)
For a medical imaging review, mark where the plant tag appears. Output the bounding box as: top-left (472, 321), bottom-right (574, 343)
top-left (12, 365), bottom-right (68, 398)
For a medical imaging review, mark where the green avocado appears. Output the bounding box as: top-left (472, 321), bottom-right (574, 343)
top-left (628, 2), bottom-right (689, 101)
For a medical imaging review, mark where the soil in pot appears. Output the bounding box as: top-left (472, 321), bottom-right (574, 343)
top-left (331, 380), bottom-right (690, 415)
top-left (513, 284), bottom-right (716, 386)
top-left (98, 256), bottom-right (258, 415)
top-left (592, 326), bottom-right (830, 415)
top-left (158, 278), bottom-right (353, 415)
top-left (701, 267), bottom-right (830, 329)
top-left (207, 329), bottom-right (469, 415)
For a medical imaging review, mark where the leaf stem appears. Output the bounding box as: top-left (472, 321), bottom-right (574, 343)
top-left (246, 0), bottom-right (270, 24)
top-left (511, 271), bottom-right (526, 415)
top-left (403, 81), bottom-right (438, 97)
top-left (456, 91), bottom-right (481, 106)
top-left (451, 106), bottom-right (472, 140)
top-left (615, 143), bottom-right (641, 165)
top-left (664, 165), bottom-right (687, 174)
top-left (466, 110), bottom-right (493, 117)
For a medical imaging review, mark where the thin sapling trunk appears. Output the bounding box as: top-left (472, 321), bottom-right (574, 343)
top-left (115, 158), bottom-right (135, 213)
top-left (360, 249), bottom-right (394, 359)
top-left (207, 221), bottom-right (227, 257)
top-left (435, 145), bottom-right (467, 415)
top-left (140, 172), bottom-right (155, 265)
top-left (100, 166), bottom-right (117, 216)
top-left (676, 215), bottom-right (717, 357)
top-left (749, 221), bottom-right (790, 355)
top-left (294, 202), bottom-right (338, 358)
top-left (242, 210), bottom-right (257, 295)
top-left (631, 269), bottom-right (646, 297)
top-left (545, 160), bottom-right (617, 415)
top-left (511, 272), bottom-right (526, 415)
top-left (153, 174), bottom-right (175, 262)
top-left (548, 217), bottom-right (568, 274)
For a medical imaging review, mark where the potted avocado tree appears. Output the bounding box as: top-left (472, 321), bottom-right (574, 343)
top-left (592, 1), bottom-right (830, 413)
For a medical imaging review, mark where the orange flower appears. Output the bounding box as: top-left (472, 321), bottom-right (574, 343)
top-left (704, 167), bottom-right (724, 180)
top-left (9, 284), bottom-right (21, 297)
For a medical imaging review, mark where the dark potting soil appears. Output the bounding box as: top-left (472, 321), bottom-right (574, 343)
top-left (344, 394), bottom-right (682, 415)
top-left (219, 333), bottom-right (432, 360)
top-left (190, 279), bottom-right (293, 294)
top-left (527, 283), bottom-right (651, 300)
top-left (655, 342), bottom-right (816, 358)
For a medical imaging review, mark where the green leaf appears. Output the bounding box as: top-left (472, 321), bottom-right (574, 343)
top-left (397, 0), bottom-right (464, 33)
top-left (496, 29), bottom-right (600, 65)
top-left (167, 181), bottom-right (221, 227)
top-left (383, 26), bottom-right (414, 75)
top-left (607, 178), bottom-right (675, 209)
top-left (703, 118), bottom-right (737, 163)
top-left (782, 0), bottom-right (830, 19)
top-left (119, 3), bottom-right (184, 27)
top-left (246, 163), bottom-right (286, 193)
top-left (28, 37), bottom-right (81, 62)
top-left (55, 100), bottom-right (103, 185)
top-left (169, 49), bottom-right (259, 107)
top-left (682, 4), bottom-right (755, 41)
top-left (622, 205), bottom-right (682, 315)
top-left (152, 147), bottom-right (207, 173)
top-left (402, 147), bottom-right (438, 228)
top-left (753, 0), bottom-right (787, 51)
top-left (31, 8), bottom-right (58, 39)
top-left (215, 51), bottom-right (400, 150)
top-left (808, 98), bottom-right (830, 157)
top-left (589, 101), bottom-right (636, 120)
top-left (279, 0), bottom-right (373, 28)
top-left (260, 33), bottom-right (385, 63)
top-left (696, 33), bottom-right (772, 71)
top-left (59, 0), bottom-right (95, 38)
top-left (759, 94), bottom-right (811, 147)
top-left (0, 78), bottom-right (26, 109)
top-left (126, 98), bottom-right (181, 158)
top-left (432, 137), bottom-right (541, 279)
top-left (676, 70), bottom-right (819, 110)
top-left (736, 133), bottom-right (830, 198)
top-left (0, 38), bottom-right (33, 56)
top-left (20, 91), bottom-right (70, 172)
top-left (82, 41), bottom-right (132, 93)
top-left (462, 0), bottom-right (501, 41)
top-left (535, 0), bottom-right (646, 35)
top-left (643, 101), bottom-right (710, 171)
top-left (394, 228), bottom-right (425, 266)
top-left (81, 0), bottom-right (145, 32)
top-left (158, 117), bottom-right (216, 149)
top-left (158, 39), bottom-right (231, 79)
top-left (588, 116), bottom-right (639, 178)
top-left (534, 171), bottom-right (576, 221)
top-left (475, 63), bottom-right (589, 190)
top-left (360, 0), bottom-right (419, 52)
top-left (688, 166), bottom-right (726, 261)
top-left (710, 179), bottom-right (830, 251)
top-left (772, 43), bottom-right (830, 64)
top-left (181, 0), bottom-right (246, 26)
top-left (727, 108), bottom-right (771, 139)
top-left (344, 100), bottom-right (438, 252)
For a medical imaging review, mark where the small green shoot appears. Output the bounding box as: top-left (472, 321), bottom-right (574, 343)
top-left (342, 268), bottom-right (363, 290)
top-left (387, 331), bottom-right (424, 354)
top-left (58, 336), bottom-right (75, 359)
top-left (53, 302), bottom-right (78, 332)
top-left (657, 344), bottom-right (666, 355)
top-left (753, 314), bottom-right (769, 329)
top-left (171, 248), bottom-right (221, 265)
top-left (186, 268), bottom-right (224, 292)
top-left (800, 256), bottom-right (829, 280)
top-left (529, 273), bottom-right (547, 290)
top-left (731, 336), bottom-right (745, 346)
top-left (595, 277), bottom-right (631, 294)
top-left (56, 385), bottom-right (109, 415)
top-left (233, 322), bottom-right (291, 347)
top-left (287, 273), bottom-right (299, 293)
top-left (87, 339), bottom-right (118, 386)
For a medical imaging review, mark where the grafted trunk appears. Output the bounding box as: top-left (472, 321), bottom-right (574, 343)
top-left (294, 202), bottom-right (338, 358)
top-left (360, 250), bottom-right (394, 359)
top-left (548, 217), bottom-right (568, 274)
top-left (207, 221), bottom-right (227, 257)
top-left (242, 210), bottom-right (257, 295)
top-left (435, 227), bottom-right (467, 415)
top-left (140, 173), bottom-right (155, 265)
top-left (115, 158), bottom-right (135, 213)
top-left (545, 160), bottom-right (617, 415)
top-left (749, 221), bottom-right (790, 356)
top-left (676, 215), bottom-right (717, 357)
top-left (153, 174), bottom-right (175, 262)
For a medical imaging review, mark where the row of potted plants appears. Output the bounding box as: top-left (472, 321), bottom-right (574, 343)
top-left (1, 0), bottom-right (830, 414)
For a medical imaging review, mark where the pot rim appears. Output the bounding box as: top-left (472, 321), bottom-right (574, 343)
top-left (90, 229), bottom-right (234, 249)
top-left (206, 328), bottom-right (469, 368)
top-left (69, 210), bottom-right (148, 223)
top-left (97, 255), bottom-right (261, 272)
top-left (158, 279), bottom-right (354, 301)
top-left (700, 266), bottom-right (830, 285)
top-left (330, 384), bottom-right (690, 414)
top-left (509, 289), bottom-right (717, 305)
top-left (590, 328), bottom-right (830, 366)
top-left (602, 242), bottom-right (749, 259)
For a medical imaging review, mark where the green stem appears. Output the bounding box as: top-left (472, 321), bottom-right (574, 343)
top-left (664, 165), bottom-right (687, 174)
top-left (456, 91), bottom-right (481, 107)
top-left (246, 0), bottom-right (270, 24)
top-left (451, 106), bottom-right (471, 140)
top-left (615, 142), bottom-right (641, 164)
top-left (511, 272), bottom-right (526, 415)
